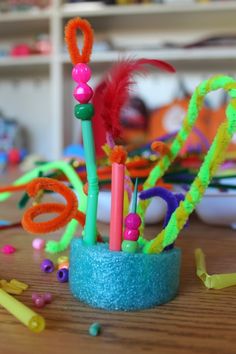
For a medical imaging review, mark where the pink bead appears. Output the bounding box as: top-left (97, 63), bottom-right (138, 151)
top-left (43, 292), bottom-right (52, 304)
top-left (1, 244), bottom-right (16, 254)
top-left (73, 83), bottom-right (93, 103)
top-left (125, 213), bottom-right (142, 229)
top-left (72, 63), bottom-right (91, 83)
top-left (32, 293), bottom-right (40, 302)
top-left (34, 296), bottom-right (45, 309)
top-left (32, 238), bottom-right (45, 250)
top-left (124, 228), bottom-right (139, 241)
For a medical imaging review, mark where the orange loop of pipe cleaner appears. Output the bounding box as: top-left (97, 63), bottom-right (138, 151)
top-left (64, 17), bottom-right (94, 65)
top-left (22, 177), bottom-right (85, 234)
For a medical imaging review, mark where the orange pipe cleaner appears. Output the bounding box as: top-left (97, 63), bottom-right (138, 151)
top-left (0, 183), bottom-right (28, 193)
top-left (64, 17), bottom-right (94, 64)
top-left (22, 178), bottom-right (85, 234)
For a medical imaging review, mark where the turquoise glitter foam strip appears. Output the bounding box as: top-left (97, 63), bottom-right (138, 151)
top-left (69, 239), bottom-right (181, 311)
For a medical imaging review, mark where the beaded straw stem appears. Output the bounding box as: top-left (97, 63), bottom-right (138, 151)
top-left (122, 178), bottom-right (141, 254)
top-left (140, 75), bottom-right (236, 254)
top-left (65, 18), bottom-right (98, 246)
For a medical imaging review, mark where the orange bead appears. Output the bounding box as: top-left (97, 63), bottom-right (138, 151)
top-left (58, 262), bottom-right (69, 270)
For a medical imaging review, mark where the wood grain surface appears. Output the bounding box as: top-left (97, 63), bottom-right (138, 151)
top-left (1, 168), bottom-right (236, 354)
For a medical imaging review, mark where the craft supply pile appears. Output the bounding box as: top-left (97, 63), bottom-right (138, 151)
top-left (1, 16), bottom-right (236, 332)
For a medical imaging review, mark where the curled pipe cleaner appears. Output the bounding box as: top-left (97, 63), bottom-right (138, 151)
top-left (139, 187), bottom-right (185, 251)
top-left (139, 187), bottom-right (178, 229)
top-left (141, 75), bottom-right (236, 254)
top-left (0, 161), bottom-right (88, 253)
top-left (22, 178), bottom-right (86, 234)
top-left (65, 17), bottom-right (93, 64)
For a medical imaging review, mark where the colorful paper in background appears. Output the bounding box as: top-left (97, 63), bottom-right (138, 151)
top-left (148, 98), bottom-right (236, 154)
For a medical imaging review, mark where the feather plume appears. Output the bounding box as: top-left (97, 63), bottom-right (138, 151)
top-left (93, 58), bottom-right (175, 140)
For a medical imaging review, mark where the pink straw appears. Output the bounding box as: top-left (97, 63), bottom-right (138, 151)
top-left (109, 162), bottom-right (125, 251)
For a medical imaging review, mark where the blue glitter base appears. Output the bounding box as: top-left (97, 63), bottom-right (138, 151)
top-left (69, 239), bottom-right (181, 311)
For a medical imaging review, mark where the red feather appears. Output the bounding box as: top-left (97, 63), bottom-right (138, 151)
top-left (93, 58), bottom-right (175, 142)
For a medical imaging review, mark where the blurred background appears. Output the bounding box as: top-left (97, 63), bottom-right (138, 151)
top-left (0, 0), bottom-right (235, 163)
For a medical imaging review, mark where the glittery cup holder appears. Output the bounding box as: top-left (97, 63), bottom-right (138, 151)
top-left (69, 239), bottom-right (181, 311)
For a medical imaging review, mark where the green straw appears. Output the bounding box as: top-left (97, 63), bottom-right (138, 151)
top-left (81, 119), bottom-right (99, 246)
top-left (131, 178), bottom-right (139, 213)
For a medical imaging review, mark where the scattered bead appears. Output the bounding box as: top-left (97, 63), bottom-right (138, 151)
top-left (74, 103), bottom-right (94, 120)
top-left (34, 296), bottom-right (45, 309)
top-left (32, 238), bottom-right (45, 251)
top-left (124, 228), bottom-right (139, 241)
top-left (43, 292), bottom-right (52, 304)
top-left (1, 244), bottom-right (16, 254)
top-left (125, 213), bottom-right (142, 229)
top-left (73, 83), bottom-right (93, 103)
top-left (58, 261), bottom-right (69, 270)
top-left (57, 268), bottom-right (69, 283)
top-left (41, 259), bottom-right (54, 273)
top-left (57, 255), bottom-right (69, 265)
top-left (72, 63), bottom-right (91, 83)
top-left (89, 322), bottom-right (101, 337)
top-left (121, 240), bottom-right (138, 254)
top-left (32, 293), bottom-right (40, 302)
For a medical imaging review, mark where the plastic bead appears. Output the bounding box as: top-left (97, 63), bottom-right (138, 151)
top-left (34, 296), bottom-right (45, 309)
top-left (58, 261), bottom-right (69, 270)
top-left (89, 322), bottom-right (101, 336)
top-left (74, 103), bottom-right (94, 120)
top-left (57, 255), bottom-right (69, 265)
top-left (124, 228), bottom-right (139, 241)
top-left (72, 63), bottom-right (92, 83)
top-left (32, 293), bottom-right (40, 302)
top-left (41, 259), bottom-right (54, 273)
top-left (73, 83), bottom-right (93, 103)
top-left (121, 240), bottom-right (138, 254)
top-left (57, 268), bottom-right (69, 283)
top-left (1, 244), bottom-right (16, 254)
top-left (124, 213), bottom-right (142, 229)
top-left (32, 238), bottom-right (45, 250)
top-left (43, 292), bottom-right (52, 304)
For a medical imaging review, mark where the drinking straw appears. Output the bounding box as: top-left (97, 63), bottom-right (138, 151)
top-left (109, 146), bottom-right (127, 251)
top-left (0, 288), bottom-right (45, 333)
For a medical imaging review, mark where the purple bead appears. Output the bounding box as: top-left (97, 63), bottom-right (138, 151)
top-left (72, 63), bottom-right (91, 83)
top-left (41, 259), bottom-right (54, 273)
top-left (124, 228), bottom-right (139, 241)
top-left (34, 296), bottom-right (45, 309)
top-left (57, 268), bottom-right (69, 283)
top-left (43, 292), bottom-right (52, 304)
top-left (125, 213), bottom-right (142, 229)
top-left (73, 83), bottom-right (93, 103)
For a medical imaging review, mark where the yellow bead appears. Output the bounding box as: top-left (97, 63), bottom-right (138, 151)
top-left (57, 256), bottom-right (69, 265)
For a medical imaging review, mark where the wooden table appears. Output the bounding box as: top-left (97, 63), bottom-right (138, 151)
top-left (1, 169), bottom-right (236, 354)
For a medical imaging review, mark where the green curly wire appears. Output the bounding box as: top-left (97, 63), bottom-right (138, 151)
top-left (139, 75), bottom-right (236, 253)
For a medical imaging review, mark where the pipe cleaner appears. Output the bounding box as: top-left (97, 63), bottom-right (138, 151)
top-left (140, 75), bottom-right (236, 253)
top-left (0, 161), bottom-right (87, 253)
top-left (22, 178), bottom-right (86, 234)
